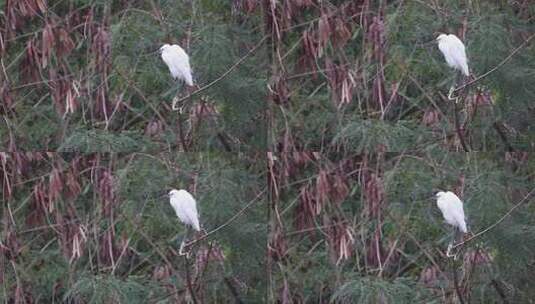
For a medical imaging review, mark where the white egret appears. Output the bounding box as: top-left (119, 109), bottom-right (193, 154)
top-left (436, 190), bottom-right (468, 258)
top-left (169, 189), bottom-right (200, 231)
top-left (169, 189), bottom-right (200, 256)
top-left (160, 44), bottom-right (194, 86)
top-left (436, 34), bottom-right (469, 76)
top-left (436, 191), bottom-right (467, 233)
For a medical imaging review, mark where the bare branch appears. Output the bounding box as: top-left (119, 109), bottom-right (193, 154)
top-left (184, 188), bottom-right (266, 247)
top-left (172, 36), bottom-right (269, 107)
top-left (452, 186), bottom-right (535, 249)
top-left (453, 32), bottom-right (535, 93)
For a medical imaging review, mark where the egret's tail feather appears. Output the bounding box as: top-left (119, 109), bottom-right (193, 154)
top-left (185, 75), bottom-right (194, 87)
top-left (193, 221), bottom-right (201, 232)
top-left (462, 65), bottom-right (469, 77)
top-left (459, 221), bottom-right (468, 234)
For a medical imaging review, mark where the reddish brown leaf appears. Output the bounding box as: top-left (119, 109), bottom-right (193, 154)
top-left (0, 30), bottom-right (5, 56)
top-left (316, 169), bottom-right (329, 208)
top-left (144, 119), bottom-right (164, 137)
top-left (98, 169), bottom-right (115, 217)
top-left (56, 27), bottom-right (75, 57)
top-left (324, 216), bottom-right (354, 265)
top-left (1, 82), bottom-right (14, 110)
top-left (22, 38), bottom-right (42, 83)
top-left (463, 248), bottom-right (493, 266)
top-left (268, 75), bottom-right (290, 105)
top-left (295, 185), bottom-right (316, 233)
top-left (422, 108), bottom-right (440, 127)
top-left (296, 29), bottom-right (318, 76)
top-left (268, 225), bottom-right (287, 262)
top-left (92, 26), bottom-right (111, 73)
top-left (419, 266), bottom-right (440, 287)
top-left (293, 0), bottom-right (313, 8)
top-left (41, 21), bottom-right (55, 68)
top-left (35, 0), bottom-right (47, 13)
top-left (317, 10), bottom-right (331, 55)
top-left (332, 16), bottom-right (352, 48)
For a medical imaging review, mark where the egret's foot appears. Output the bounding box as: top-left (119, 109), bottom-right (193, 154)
top-left (446, 244), bottom-right (455, 258)
top-left (447, 86), bottom-right (458, 102)
top-left (179, 240), bottom-right (187, 256)
top-left (446, 243), bottom-right (460, 260)
top-left (171, 96), bottom-right (180, 111)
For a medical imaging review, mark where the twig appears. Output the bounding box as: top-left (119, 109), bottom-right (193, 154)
top-left (407, 74), bottom-right (446, 120)
top-left (451, 258), bottom-right (465, 304)
top-left (224, 277), bottom-right (244, 304)
top-left (216, 132), bottom-right (233, 152)
top-left (493, 122), bottom-right (514, 152)
top-left (176, 112), bottom-right (189, 152)
top-left (452, 186), bottom-right (535, 249)
top-left (453, 101), bottom-right (469, 152)
top-left (115, 68), bottom-right (169, 128)
top-left (111, 192), bottom-right (149, 275)
top-left (184, 188), bottom-right (266, 247)
top-left (184, 255), bottom-right (199, 304)
top-left (172, 36), bottom-right (268, 107)
top-left (490, 279), bottom-right (509, 304)
top-left (453, 32), bottom-right (535, 93)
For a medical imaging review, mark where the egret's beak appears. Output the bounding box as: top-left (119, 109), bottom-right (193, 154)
top-left (419, 39), bottom-right (437, 48)
top-left (141, 47), bottom-right (161, 57)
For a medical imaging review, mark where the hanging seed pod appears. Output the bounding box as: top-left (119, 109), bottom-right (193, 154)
top-left (55, 27), bottom-right (75, 58)
top-left (47, 166), bottom-right (63, 213)
top-left (422, 108), bottom-right (441, 127)
top-left (317, 9), bottom-right (332, 57)
top-left (22, 38), bottom-right (42, 83)
top-left (92, 26), bottom-right (111, 73)
top-left (41, 20), bottom-right (55, 68)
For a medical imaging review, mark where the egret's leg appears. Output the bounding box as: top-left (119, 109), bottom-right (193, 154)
top-left (179, 226), bottom-right (190, 256)
top-left (455, 71), bottom-right (461, 87)
top-left (446, 226), bottom-right (456, 258)
top-left (448, 72), bottom-right (462, 102)
top-left (453, 227), bottom-right (461, 260)
top-left (171, 82), bottom-right (185, 111)
top-left (447, 86), bottom-right (456, 101)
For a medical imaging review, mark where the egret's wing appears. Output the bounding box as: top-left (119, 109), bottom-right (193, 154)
top-left (438, 39), bottom-right (456, 67)
top-left (436, 197), bottom-right (448, 215)
top-left (448, 35), bottom-right (466, 57)
top-left (446, 191), bottom-right (467, 231)
top-left (447, 35), bottom-right (469, 75)
top-left (169, 195), bottom-right (185, 220)
top-left (178, 190), bottom-right (200, 231)
top-left (169, 45), bottom-right (193, 86)
top-left (161, 50), bottom-right (179, 78)
top-left (446, 192), bottom-right (465, 218)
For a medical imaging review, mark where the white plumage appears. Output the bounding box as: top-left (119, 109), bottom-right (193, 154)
top-left (160, 44), bottom-right (194, 86)
top-left (169, 189), bottom-right (200, 231)
top-left (436, 191), bottom-right (467, 233)
top-left (436, 34), bottom-right (469, 76)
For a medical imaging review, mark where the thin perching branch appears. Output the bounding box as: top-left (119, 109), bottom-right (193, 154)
top-left (172, 36), bottom-right (269, 107)
top-left (452, 186), bottom-right (535, 249)
top-left (184, 255), bottom-right (199, 304)
top-left (453, 32), bottom-right (535, 93)
top-left (184, 188), bottom-right (266, 247)
top-left (453, 101), bottom-right (470, 152)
